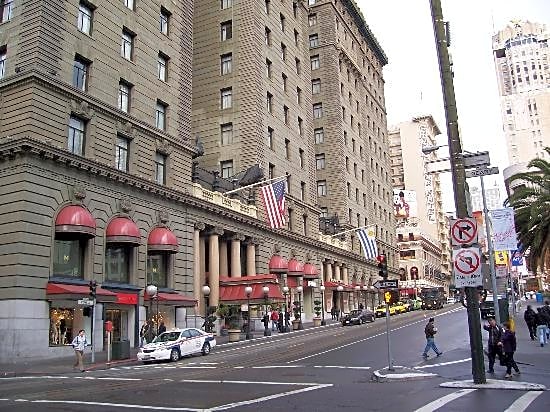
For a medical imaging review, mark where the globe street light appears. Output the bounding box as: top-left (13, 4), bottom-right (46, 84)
top-left (146, 284), bottom-right (158, 341)
top-left (201, 285), bottom-right (211, 332)
top-left (320, 285), bottom-right (326, 326)
top-left (262, 285), bottom-right (271, 336)
top-left (282, 286), bottom-right (289, 333)
top-left (245, 286), bottom-right (253, 340)
top-left (296, 285), bottom-right (304, 330)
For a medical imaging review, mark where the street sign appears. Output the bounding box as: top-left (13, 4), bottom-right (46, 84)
top-left (373, 279), bottom-right (399, 289)
top-left (453, 247), bottom-right (482, 287)
top-left (495, 266), bottom-right (508, 278)
top-left (426, 151), bottom-right (490, 173)
top-left (451, 217), bottom-right (478, 246)
top-left (78, 298), bottom-right (93, 306)
top-left (465, 166), bottom-right (499, 178)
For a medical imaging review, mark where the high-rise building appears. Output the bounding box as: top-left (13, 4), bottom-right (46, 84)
top-left (389, 116), bottom-right (451, 292)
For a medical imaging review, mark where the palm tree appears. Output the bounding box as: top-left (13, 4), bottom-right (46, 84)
top-left (504, 147), bottom-right (550, 273)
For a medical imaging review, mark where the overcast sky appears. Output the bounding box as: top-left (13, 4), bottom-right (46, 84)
top-left (356, 0), bottom-right (550, 212)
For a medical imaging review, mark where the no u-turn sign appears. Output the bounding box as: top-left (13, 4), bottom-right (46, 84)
top-left (453, 247), bottom-right (482, 287)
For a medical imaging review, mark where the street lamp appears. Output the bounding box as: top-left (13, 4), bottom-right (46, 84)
top-left (320, 285), bottom-right (326, 326)
top-left (202, 285), bottom-right (211, 332)
top-left (370, 286), bottom-right (375, 310)
top-left (262, 285), bottom-right (271, 336)
top-left (146, 284), bottom-right (158, 341)
top-left (282, 286), bottom-right (289, 332)
top-left (337, 285), bottom-right (344, 320)
top-left (297, 285), bottom-right (303, 330)
top-left (354, 285), bottom-right (361, 309)
top-left (362, 285), bottom-right (369, 309)
top-left (245, 286), bottom-right (252, 340)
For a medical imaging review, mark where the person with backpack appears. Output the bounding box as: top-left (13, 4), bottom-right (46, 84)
top-left (501, 321), bottom-right (520, 378)
top-left (523, 305), bottom-right (537, 341)
top-left (483, 316), bottom-right (503, 373)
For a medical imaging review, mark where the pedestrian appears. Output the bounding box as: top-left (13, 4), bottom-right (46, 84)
top-left (335, 307), bottom-right (340, 321)
top-left (542, 301), bottom-right (550, 339)
top-left (501, 321), bottom-right (520, 378)
top-left (285, 309), bottom-right (291, 330)
top-left (139, 321), bottom-right (149, 347)
top-left (262, 313), bottom-right (270, 331)
top-left (523, 305), bottom-right (537, 341)
top-left (330, 307), bottom-right (335, 320)
top-left (483, 316), bottom-right (503, 373)
top-left (535, 307), bottom-right (549, 347)
top-left (71, 329), bottom-right (88, 372)
top-left (158, 321), bottom-right (166, 335)
top-left (270, 309), bottom-right (279, 331)
top-left (277, 309), bottom-right (284, 332)
top-left (422, 317), bottom-right (442, 358)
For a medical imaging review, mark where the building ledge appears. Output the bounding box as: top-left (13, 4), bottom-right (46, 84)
top-left (191, 183), bottom-right (257, 218)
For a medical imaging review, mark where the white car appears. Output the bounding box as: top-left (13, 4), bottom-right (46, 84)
top-left (137, 328), bottom-right (216, 363)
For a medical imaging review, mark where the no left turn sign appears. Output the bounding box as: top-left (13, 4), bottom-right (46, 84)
top-left (453, 247), bottom-right (482, 287)
top-left (451, 217), bottom-right (478, 246)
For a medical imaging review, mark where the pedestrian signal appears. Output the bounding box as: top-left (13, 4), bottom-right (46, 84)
top-left (377, 254), bottom-right (388, 279)
top-left (384, 291), bottom-right (391, 303)
top-left (383, 290), bottom-right (399, 305)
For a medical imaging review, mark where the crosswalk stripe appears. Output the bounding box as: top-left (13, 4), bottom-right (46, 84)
top-left (414, 389), bottom-right (476, 412)
top-left (504, 391), bottom-right (544, 412)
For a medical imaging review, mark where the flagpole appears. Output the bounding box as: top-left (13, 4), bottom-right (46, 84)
top-left (329, 225), bottom-right (374, 238)
top-left (224, 175), bottom-right (289, 195)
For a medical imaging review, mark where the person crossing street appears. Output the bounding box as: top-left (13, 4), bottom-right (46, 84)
top-left (422, 318), bottom-right (442, 358)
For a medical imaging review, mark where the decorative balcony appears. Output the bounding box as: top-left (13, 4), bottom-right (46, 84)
top-left (318, 233), bottom-right (350, 251)
top-left (191, 183), bottom-right (258, 218)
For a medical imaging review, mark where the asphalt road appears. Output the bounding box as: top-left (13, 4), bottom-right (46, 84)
top-left (1, 305), bottom-right (549, 411)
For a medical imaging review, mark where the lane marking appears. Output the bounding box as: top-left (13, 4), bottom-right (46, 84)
top-left (250, 365), bottom-right (303, 369)
top-left (414, 389), bottom-right (476, 412)
top-left (504, 391), bottom-right (544, 412)
top-left (314, 365), bottom-right (370, 370)
top-left (28, 399), bottom-right (201, 411)
top-left (178, 379), bottom-right (317, 386)
top-left (414, 358), bottom-right (471, 369)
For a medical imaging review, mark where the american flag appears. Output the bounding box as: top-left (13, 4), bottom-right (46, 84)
top-left (357, 227), bottom-right (378, 259)
top-left (260, 180), bottom-right (286, 229)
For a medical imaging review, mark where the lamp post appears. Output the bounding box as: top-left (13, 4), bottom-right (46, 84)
top-left (320, 285), bottom-right (326, 326)
top-left (363, 285), bottom-right (369, 309)
top-left (245, 286), bottom-right (252, 340)
top-left (146, 284), bottom-right (158, 341)
top-left (202, 285), bottom-right (210, 332)
top-left (282, 286), bottom-right (289, 332)
top-left (370, 286), bottom-right (375, 310)
top-left (297, 285), bottom-right (303, 330)
top-left (354, 285), bottom-right (361, 309)
top-left (337, 285), bottom-right (343, 320)
top-left (262, 285), bottom-right (271, 336)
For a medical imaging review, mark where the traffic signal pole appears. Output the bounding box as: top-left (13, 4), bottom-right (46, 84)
top-left (429, 0), bottom-right (486, 383)
top-left (89, 280), bottom-right (97, 364)
top-left (385, 299), bottom-right (394, 371)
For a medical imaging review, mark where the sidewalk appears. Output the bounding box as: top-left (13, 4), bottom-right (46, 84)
top-left (0, 319), bottom-right (340, 377)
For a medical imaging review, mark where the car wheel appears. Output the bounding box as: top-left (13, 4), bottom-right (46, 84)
top-left (202, 342), bottom-right (211, 356)
top-left (170, 348), bottom-right (180, 362)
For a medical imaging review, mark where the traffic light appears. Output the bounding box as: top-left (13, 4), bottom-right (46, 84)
top-left (377, 254), bottom-right (388, 279)
top-left (89, 280), bottom-right (97, 300)
top-left (383, 290), bottom-right (399, 305)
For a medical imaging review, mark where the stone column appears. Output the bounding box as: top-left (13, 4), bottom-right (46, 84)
top-left (334, 263), bottom-right (341, 282)
top-left (245, 238), bottom-right (256, 276)
top-left (208, 227), bottom-right (224, 306)
top-left (325, 260), bottom-right (333, 283)
top-left (231, 235), bottom-right (245, 278)
top-left (193, 222), bottom-right (205, 314)
top-left (219, 239), bottom-right (228, 277)
top-left (342, 266), bottom-right (349, 285)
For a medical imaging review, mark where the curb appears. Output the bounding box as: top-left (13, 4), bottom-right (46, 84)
top-left (372, 366), bottom-right (438, 382)
top-left (440, 379), bottom-right (546, 391)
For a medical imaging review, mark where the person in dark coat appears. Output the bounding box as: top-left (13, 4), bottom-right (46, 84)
top-left (330, 307), bottom-right (335, 320)
top-left (523, 305), bottom-right (537, 340)
top-left (422, 318), bottom-right (442, 358)
top-left (535, 307), bottom-right (549, 346)
top-left (277, 309), bottom-right (284, 332)
top-left (501, 321), bottom-right (520, 378)
top-left (157, 322), bottom-right (167, 335)
top-left (483, 317), bottom-right (503, 373)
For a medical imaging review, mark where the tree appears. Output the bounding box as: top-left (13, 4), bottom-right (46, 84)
top-left (505, 147), bottom-right (550, 273)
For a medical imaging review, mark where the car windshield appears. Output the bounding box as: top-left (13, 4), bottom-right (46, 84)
top-left (153, 331), bottom-right (180, 343)
top-left (350, 310), bottom-right (361, 316)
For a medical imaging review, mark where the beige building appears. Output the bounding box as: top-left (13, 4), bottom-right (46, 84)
top-left (389, 116), bottom-right (451, 292)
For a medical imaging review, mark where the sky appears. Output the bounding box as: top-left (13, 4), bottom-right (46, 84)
top-left (356, 0), bottom-right (550, 212)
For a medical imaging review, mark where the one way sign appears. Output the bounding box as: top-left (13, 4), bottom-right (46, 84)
top-left (451, 217), bottom-right (478, 247)
top-left (373, 279), bottom-right (399, 289)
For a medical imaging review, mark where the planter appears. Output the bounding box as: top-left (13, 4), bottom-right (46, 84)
top-left (313, 318), bottom-right (322, 327)
top-left (291, 319), bottom-right (301, 331)
top-left (228, 329), bottom-right (241, 342)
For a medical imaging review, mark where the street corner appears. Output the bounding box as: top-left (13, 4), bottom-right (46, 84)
top-left (371, 366), bottom-right (438, 382)
top-left (440, 379), bottom-right (547, 391)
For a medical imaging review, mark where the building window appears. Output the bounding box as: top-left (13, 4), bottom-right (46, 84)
top-left (124, 0), bottom-right (134, 10)
top-left (285, 138), bottom-right (290, 159)
top-left (283, 105), bottom-right (289, 124)
top-left (281, 43), bottom-right (287, 61)
top-left (77, 2), bottom-right (93, 35)
top-left (105, 245), bottom-right (131, 283)
top-left (299, 148), bottom-right (304, 168)
top-left (49, 307), bottom-right (76, 346)
top-left (317, 180), bottom-right (327, 196)
top-left (308, 13), bottom-right (317, 26)
top-left (1, 0), bottom-right (13, 22)
top-left (264, 0), bottom-right (270, 14)
top-left (313, 103), bottom-right (323, 118)
top-left (157, 53), bottom-right (168, 81)
top-left (266, 58), bottom-right (272, 78)
top-left (268, 163), bottom-right (275, 179)
top-left (221, 88), bottom-right (232, 109)
top-left (282, 73), bottom-right (287, 91)
top-left (309, 34), bottom-right (319, 48)
top-left (221, 53), bottom-right (232, 75)
top-left (295, 57), bottom-right (301, 74)
top-left (220, 160), bottom-right (234, 178)
top-left (300, 182), bottom-right (306, 201)
top-left (160, 7), bottom-right (170, 35)
top-left (147, 253), bottom-right (168, 288)
top-left (310, 55), bottom-right (320, 70)
top-left (68, 116), bottom-right (85, 156)
top-left (298, 117), bottom-right (303, 135)
top-left (294, 29), bottom-right (299, 46)
top-left (116, 79), bottom-right (132, 113)
top-left (53, 239), bottom-right (85, 278)
top-left (221, 20), bottom-right (232, 41)
top-left (280, 13), bottom-right (286, 32)
top-left (155, 101), bottom-right (167, 130)
top-left (72, 56), bottom-right (89, 91)
top-left (115, 135), bottom-right (129, 172)
top-left (265, 27), bottom-right (271, 45)
top-left (220, 123), bottom-right (233, 145)
top-left (121, 29), bottom-right (134, 60)
top-left (0, 46), bottom-right (5, 79)
top-left (267, 127), bottom-right (274, 149)
top-left (312, 78), bottom-right (321, 94)
top-left (316, 153), bottom-right (325, 170)
top-left (221, 0), bottom-right (233, 10)
top-left (154, 152), bottom-right (166, 184)
top-left (266, 92), bottom-right (273, 113)
top-left (314, 128), bottom-right (324, 144)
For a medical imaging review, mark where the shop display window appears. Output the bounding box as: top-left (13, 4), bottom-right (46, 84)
top-left (105, 245), bottom-right (130, 283)
top-left (49, 307), bottom-right (75, 346)
top-left (53, 239), bottom-right (85, 278)
top-left (147, 253), bottom-right (168, 288)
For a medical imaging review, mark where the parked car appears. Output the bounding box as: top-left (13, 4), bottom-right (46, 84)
top-left (375, 304), bottom-right (396, 317)
top-left (342, 309), bottom-right (375, 326)
top-left (137, 328), bottom-right (216, 363)
top-left (409, 299), bottom-right (423, 311)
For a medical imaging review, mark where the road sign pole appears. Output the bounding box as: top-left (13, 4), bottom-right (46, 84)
top-left (385, 304), bottom-right (393, 371)
top-left (91, 298), bottom-right (96, 364)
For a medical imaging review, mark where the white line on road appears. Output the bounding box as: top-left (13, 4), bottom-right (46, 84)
top-left (414, 389), bottom-right (476, 412)
top-left (178, 379), bottom-right (317, 386)
top-left (504, 391), bottom-right (544, 412)
top-left (414, 358), bottom-right (471, 369)
top-left (313, 365), bottom-right (371, 370)
top-left (250, 365), bottom-right (303, 369)
top-left (29, 399), bottom-right (202, 411)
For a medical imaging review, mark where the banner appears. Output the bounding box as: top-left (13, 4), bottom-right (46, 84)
top-left (490, 208), bottom-right (517, 251)
top-left (510, 250), bottom-right (524, 267)
top-left (494, 251), bottom-right (508, 266)
top-left (393, 190), bottom-right (418, 219)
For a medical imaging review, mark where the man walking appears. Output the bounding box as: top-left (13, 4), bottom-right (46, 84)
top-left (71, 329), bottom-right (88, 372)
top-left (422, 318), bottom-right (442, 358)
top-left (483, 316), bottom-right (503, 373)
top-left (270, 309), bottom-right (279, 331)
top-left (523, 305), bottom-right (537, 341)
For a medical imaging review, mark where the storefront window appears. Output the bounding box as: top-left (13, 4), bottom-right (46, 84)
top-left (105, 245), bottom-right (130, 283)
top-left (49, 307), bottom-right (75, 346)
top-left (147, 253), bottom-right (168, 288)
top-left (53, 239), bottom-right (85, 278)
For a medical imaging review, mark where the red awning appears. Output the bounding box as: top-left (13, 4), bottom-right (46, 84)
top-left (268, 255), bottom-right (288, 273)
top-left (55, 205), bottom-right (96, 236)
top-left (147, 227), bottom-right (178, 253)
top-left (220, 283), bottom-right (285, 304)
top-left (303, 263), bottom-right (319, 278)
top-left (46, 282), bottom-right (117, 302)
top-left (106, 217), bottom-right (140, 245)
top-left (144, 292), bottom-right (196, 307)
top-left (323, 281), bottom-right (354, 291)
top-left (287, 258), bottom-right (304, 276)
top-left (219, 274), bottom-right (278, 284)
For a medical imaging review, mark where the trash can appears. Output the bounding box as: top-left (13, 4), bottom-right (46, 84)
top-left (498, 299), bottom-right (509, 324)
top-left (112, 340), bottom-right (130, 360)
top-left (536, 292), bottom-right (543, 303)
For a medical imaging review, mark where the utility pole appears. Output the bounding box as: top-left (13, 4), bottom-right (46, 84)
top-left (429, 0), bottom-right (486, 383)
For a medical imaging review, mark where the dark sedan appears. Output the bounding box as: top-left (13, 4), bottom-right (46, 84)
top-left (341, 309), bottom-right (375, 326)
